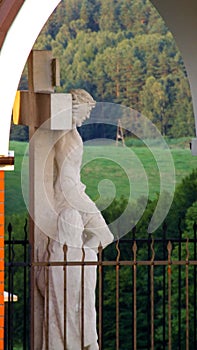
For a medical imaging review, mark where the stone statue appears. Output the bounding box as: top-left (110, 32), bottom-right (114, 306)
top-left (37, 89), bottom-right (113, 349)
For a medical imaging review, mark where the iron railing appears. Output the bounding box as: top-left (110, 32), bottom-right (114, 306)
top-left (4, 221), bottom-right (30, 350)
top-left (4, 221), bottom-right (197, 350)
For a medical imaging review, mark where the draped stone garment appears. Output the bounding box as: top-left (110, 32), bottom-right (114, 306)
top-left (37, 208), bottom-right (99, 350)
top-left (54, 128), bottom-right (114, 251)
top-left (37, 127), bottom-right (113, 349)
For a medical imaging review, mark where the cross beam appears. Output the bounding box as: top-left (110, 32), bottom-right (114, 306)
top-left (13, 50), bottom-right (72, 131)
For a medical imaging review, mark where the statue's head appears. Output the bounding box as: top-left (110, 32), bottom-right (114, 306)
top-left (70, 89), bottom-right (96, 127)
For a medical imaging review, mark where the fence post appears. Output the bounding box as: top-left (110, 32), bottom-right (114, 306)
top-left (147, 233), bottom-right (152, 349)
top-left (185, 238), bottom-right (189, 350)
top-left (98, 243), bottom-right (103, 350)
top-left (132, 240), bottom-right (137, 350)
top-left (167, 241), bottom-right (172, 350)
top-left (162, 222), bottom-right (167, 349)
top-left (150, 239), bottom-right (155, 350)
top-left (193, 222), bottom-right (197, 349)
top-left (63, 244), bottom-right (67, 350)
top-left (178, 219), bottom-right (182, 349)
top-left (115, 241), bottom-right (120, 350)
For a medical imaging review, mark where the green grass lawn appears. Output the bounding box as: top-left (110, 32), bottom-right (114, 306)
top-left (5, 140), bottom-right (197, 215)
top-left (81, 142), bottom-right (197, 204)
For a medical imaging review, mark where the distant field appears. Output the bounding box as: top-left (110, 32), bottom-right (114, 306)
top-left (5, 140), bottom-right (197, 215)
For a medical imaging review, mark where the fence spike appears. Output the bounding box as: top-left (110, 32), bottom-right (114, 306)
top-left (24, 218), bottom-right (28, 240)
top-left (186, 237), bottom-right (190, 263)
top-left (115, 241), bottom-right (120, 265)
top-left (8, 222), bottom-right (12, 235)
top-left (132, 241), bottom-right (137, 263)
top-left (151, 238), bottom-right (155, 263)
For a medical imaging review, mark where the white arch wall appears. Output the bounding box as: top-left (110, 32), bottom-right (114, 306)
top-left (0, 0), bottom-right (61, 156)
top-left (151, 0), bottom-right (197, 136)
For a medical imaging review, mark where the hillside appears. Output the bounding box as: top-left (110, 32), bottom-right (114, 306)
top-left (18, 0), bottom-right (195, 140)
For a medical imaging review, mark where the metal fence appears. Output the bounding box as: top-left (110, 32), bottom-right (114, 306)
top-left (4, 221), bottom-right (30, 350)
top-left (4, 221), bottom-right (197, 350)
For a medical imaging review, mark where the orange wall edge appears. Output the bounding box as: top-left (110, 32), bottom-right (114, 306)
top-left (0, 171), bottom-right (4, 350)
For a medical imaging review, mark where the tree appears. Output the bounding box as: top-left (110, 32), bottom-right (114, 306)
top-left (170, 76), bottom-right (195, 137)
top-left (140, 76), bottom-right (167, 133)
top-left (99, 0), bottom-right (120, 32)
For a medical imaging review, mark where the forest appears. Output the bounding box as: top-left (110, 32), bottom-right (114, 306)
top-left (12, 0), bottom-right (195, 141)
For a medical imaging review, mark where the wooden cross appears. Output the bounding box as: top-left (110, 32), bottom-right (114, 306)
top-left (13, 50), bottom-right (72, 133)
